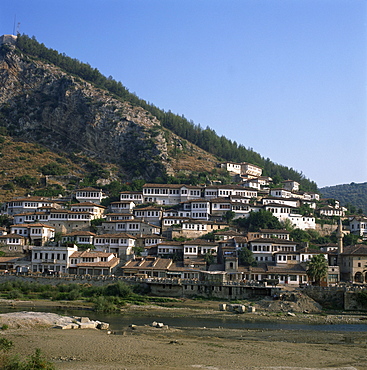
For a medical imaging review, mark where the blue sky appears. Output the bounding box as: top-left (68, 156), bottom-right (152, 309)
top-left (1, 0), bottom-right (366, 188)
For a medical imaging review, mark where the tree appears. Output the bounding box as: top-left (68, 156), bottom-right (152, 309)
top-left (223, 210), bottom-right (235, 223)
top-left (306, 254), bottom-right (328, 286)
top-left (204, 252), bottom-right (215, 268)
top-left (238, 247), bottom-right (257, 266)
top-left (235, 210), bottom-right (282, 231)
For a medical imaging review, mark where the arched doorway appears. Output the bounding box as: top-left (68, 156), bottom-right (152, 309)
top-left (354, 272), bottom-right (363, 283)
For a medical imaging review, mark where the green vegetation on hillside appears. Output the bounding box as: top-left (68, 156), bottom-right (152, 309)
top-left (14, 34), bottom-right (317, 192)
top-left (320, 182), bottom-right (367, 215)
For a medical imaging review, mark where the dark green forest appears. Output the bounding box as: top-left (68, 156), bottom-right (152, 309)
top-left (320, 182), bottom-right (367, 215)
top-left (14, 34), bottom-right (317, 191)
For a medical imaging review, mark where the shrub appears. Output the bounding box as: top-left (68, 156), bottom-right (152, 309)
top-left (40, 163), bottom-right (67, 176)
top-left (92, 296), bottom-right (119, 312)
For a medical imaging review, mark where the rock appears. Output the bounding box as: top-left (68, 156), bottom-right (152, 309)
top-left (287, 312), bottom-right (296, 317)
top-left (79, 317), bottom-right (90, 324)
top-left (237, 305), bottom-right (246, 314)
top-left (97, 322), bottom-right (110, 330)
top-left (219, 303), bottom-right (227, 311)
top-left (78, 322), bottom-right (97, 329)
top-left (248, 306), bottom-right (256, 313)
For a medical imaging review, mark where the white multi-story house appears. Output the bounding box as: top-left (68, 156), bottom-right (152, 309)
top-left (101, 220), bottom-right (160, 236)
top-left (183, 239), bottom-right (218, 259)
top-left (9, 223), bottom-right (55, 246)
top-left (28, 223), bottom-right (55, 246)
top-left (262, 196), bottom-right (300, 208)
top-left (142, 184), bottom-right (202, 205)
top-left (248, 238), bottom-right (298, 263)
top-left (61, 231), bottom-right (96, 246)
top-left (119, 191), bottom-right (144, 204)
top-left (0, 234), bottom-right (27, 253)
top-left (110, 201), bottom-right (136, 213)
top-left (31, 245), bottom-right (78, 274)
top-left (133, 206), bottom-right (162, 226)
top-left (282, 180), bottom-right (300, 192)
top-left (187, 199), bottom-right (211, 220)
top-left (68, 250), bottom-right (120, 275)
top-left (157, 241), bottom-right (184, 258)
top-left (70, 202), bottom-right (106, 218)
top-left (241, 162), bottom-right (262, 178)
top-left (220, 162), bottom-right (242, 175)
top-left (349, 217), bottom-right (367, 239)
top-left (75, 187), bottom-right (107, 205)
top-left (318, 205), bottom-right (345, 217)
top-left (270, 188), bottom-right (292, 198)
top-left (6, 197), bottom-right (60, 216)
top-left (94, 233), bottom-right (136, 259)
top-left (105, 213), bottom-right (135, 221)
top-left (13, 211), bottom-right (50, 224)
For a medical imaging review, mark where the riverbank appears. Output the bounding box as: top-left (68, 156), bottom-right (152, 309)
top-left (0, 299), bottom-right (366, 369)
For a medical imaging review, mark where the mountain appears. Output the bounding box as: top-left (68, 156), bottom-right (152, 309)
top-left (319, 182), bottom-right (367, 214)
top-left (0, 34), bottom-right (317, 200)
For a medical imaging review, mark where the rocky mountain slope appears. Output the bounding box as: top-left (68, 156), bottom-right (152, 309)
top-left (0, 41), bottom-right (219, 199)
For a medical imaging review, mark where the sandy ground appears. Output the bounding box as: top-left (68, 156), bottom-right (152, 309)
top-left (0, 299), bottom-right (366, 370)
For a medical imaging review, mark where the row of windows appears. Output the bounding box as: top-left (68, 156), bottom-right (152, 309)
top-left (134, 211), bottom-right (160, 216)
top-left (33, 252), bottom-right (66, 260)
top-left (183, 224), bottom-right (206, 230)
top-left (76, 192), bottom-right (101, 197)
top-left (191, 213), bottom-right (208, 218)
top-left (95, 238), bottom-right (128, 244)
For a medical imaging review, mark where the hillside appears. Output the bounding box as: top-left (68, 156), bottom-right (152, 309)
top-left (320, 182), bottom-right (367, 215)
top-left (0, 34), bottom-right (317, 201)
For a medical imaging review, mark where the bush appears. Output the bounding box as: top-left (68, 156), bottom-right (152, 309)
top-left (7, 290), bottom-right (23, 299)
top-left (104, 281), bottom-right (132, 298)
top-left (92, 296), bottom-right (119, 312)
top-left (40, 163), bottom-right (67, 176)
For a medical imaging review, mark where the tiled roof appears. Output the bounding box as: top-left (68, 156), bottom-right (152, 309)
top-left (71, 202), bottom-right (106, 208)
top-left (259, 229), bottom-right (290, 234)
top-left (250, 238), bottom-right (297, 245)
top-left (76, 257), bottom-right (119, 268)
top-left (341, 244), bottom-right (367, 256)
top-left (123, 257), bottom-right (173, 270)
top-left (70, 251), bottom-right (115, 258)
top-left (63, 231), bottom-right (97, 237)
top-left (183, 239), bottom-right (218, 246)
top-left (95, 233), bottom-right (136, 239)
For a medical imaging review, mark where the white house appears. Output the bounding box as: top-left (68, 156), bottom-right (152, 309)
top-left (119, 191), bottom-right (143, 204)
top-left (75, 187), bottom-right (107, 205)
top-left (31, 245), bottom-right (78, 274)
top-left (94, 233), bottom-right (136, 259)
top-left (68, 250), bottom-right (120, 275)
top-left (70, 202), bottom-right (106, 218)
top-left (282, 180), bottom-right (300, 192)
top-left (110, 201), bottom-right (136, 213)
top-left (6, 197), bottom-right (59, 216)
top-left (349, 217), bottom-right (367, 239)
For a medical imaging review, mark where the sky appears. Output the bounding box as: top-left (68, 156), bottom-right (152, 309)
top-left (1, 0), bottom-right (366, 188)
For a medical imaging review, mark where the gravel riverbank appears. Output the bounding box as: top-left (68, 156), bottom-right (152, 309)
top-left (0, 299), bottom-right (366, 369)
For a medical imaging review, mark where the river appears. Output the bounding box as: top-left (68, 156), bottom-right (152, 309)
top-left (2, 306), bottom-right (367, 333)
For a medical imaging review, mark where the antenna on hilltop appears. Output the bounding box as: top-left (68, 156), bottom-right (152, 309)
top-left (13, 15), bottom-right (16, 35)
top-left (12, 15), bottom-right (20, 35)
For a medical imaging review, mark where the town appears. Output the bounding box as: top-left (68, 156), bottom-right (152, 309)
top-left (0, 161), bottom-right (366, 298)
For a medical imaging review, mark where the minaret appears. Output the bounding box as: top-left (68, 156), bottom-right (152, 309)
top-left (337, 218), bottom-right (343, 254)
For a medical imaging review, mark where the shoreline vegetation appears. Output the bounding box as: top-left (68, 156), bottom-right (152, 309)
top-left (0, 297), bottom-right (366, 369)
